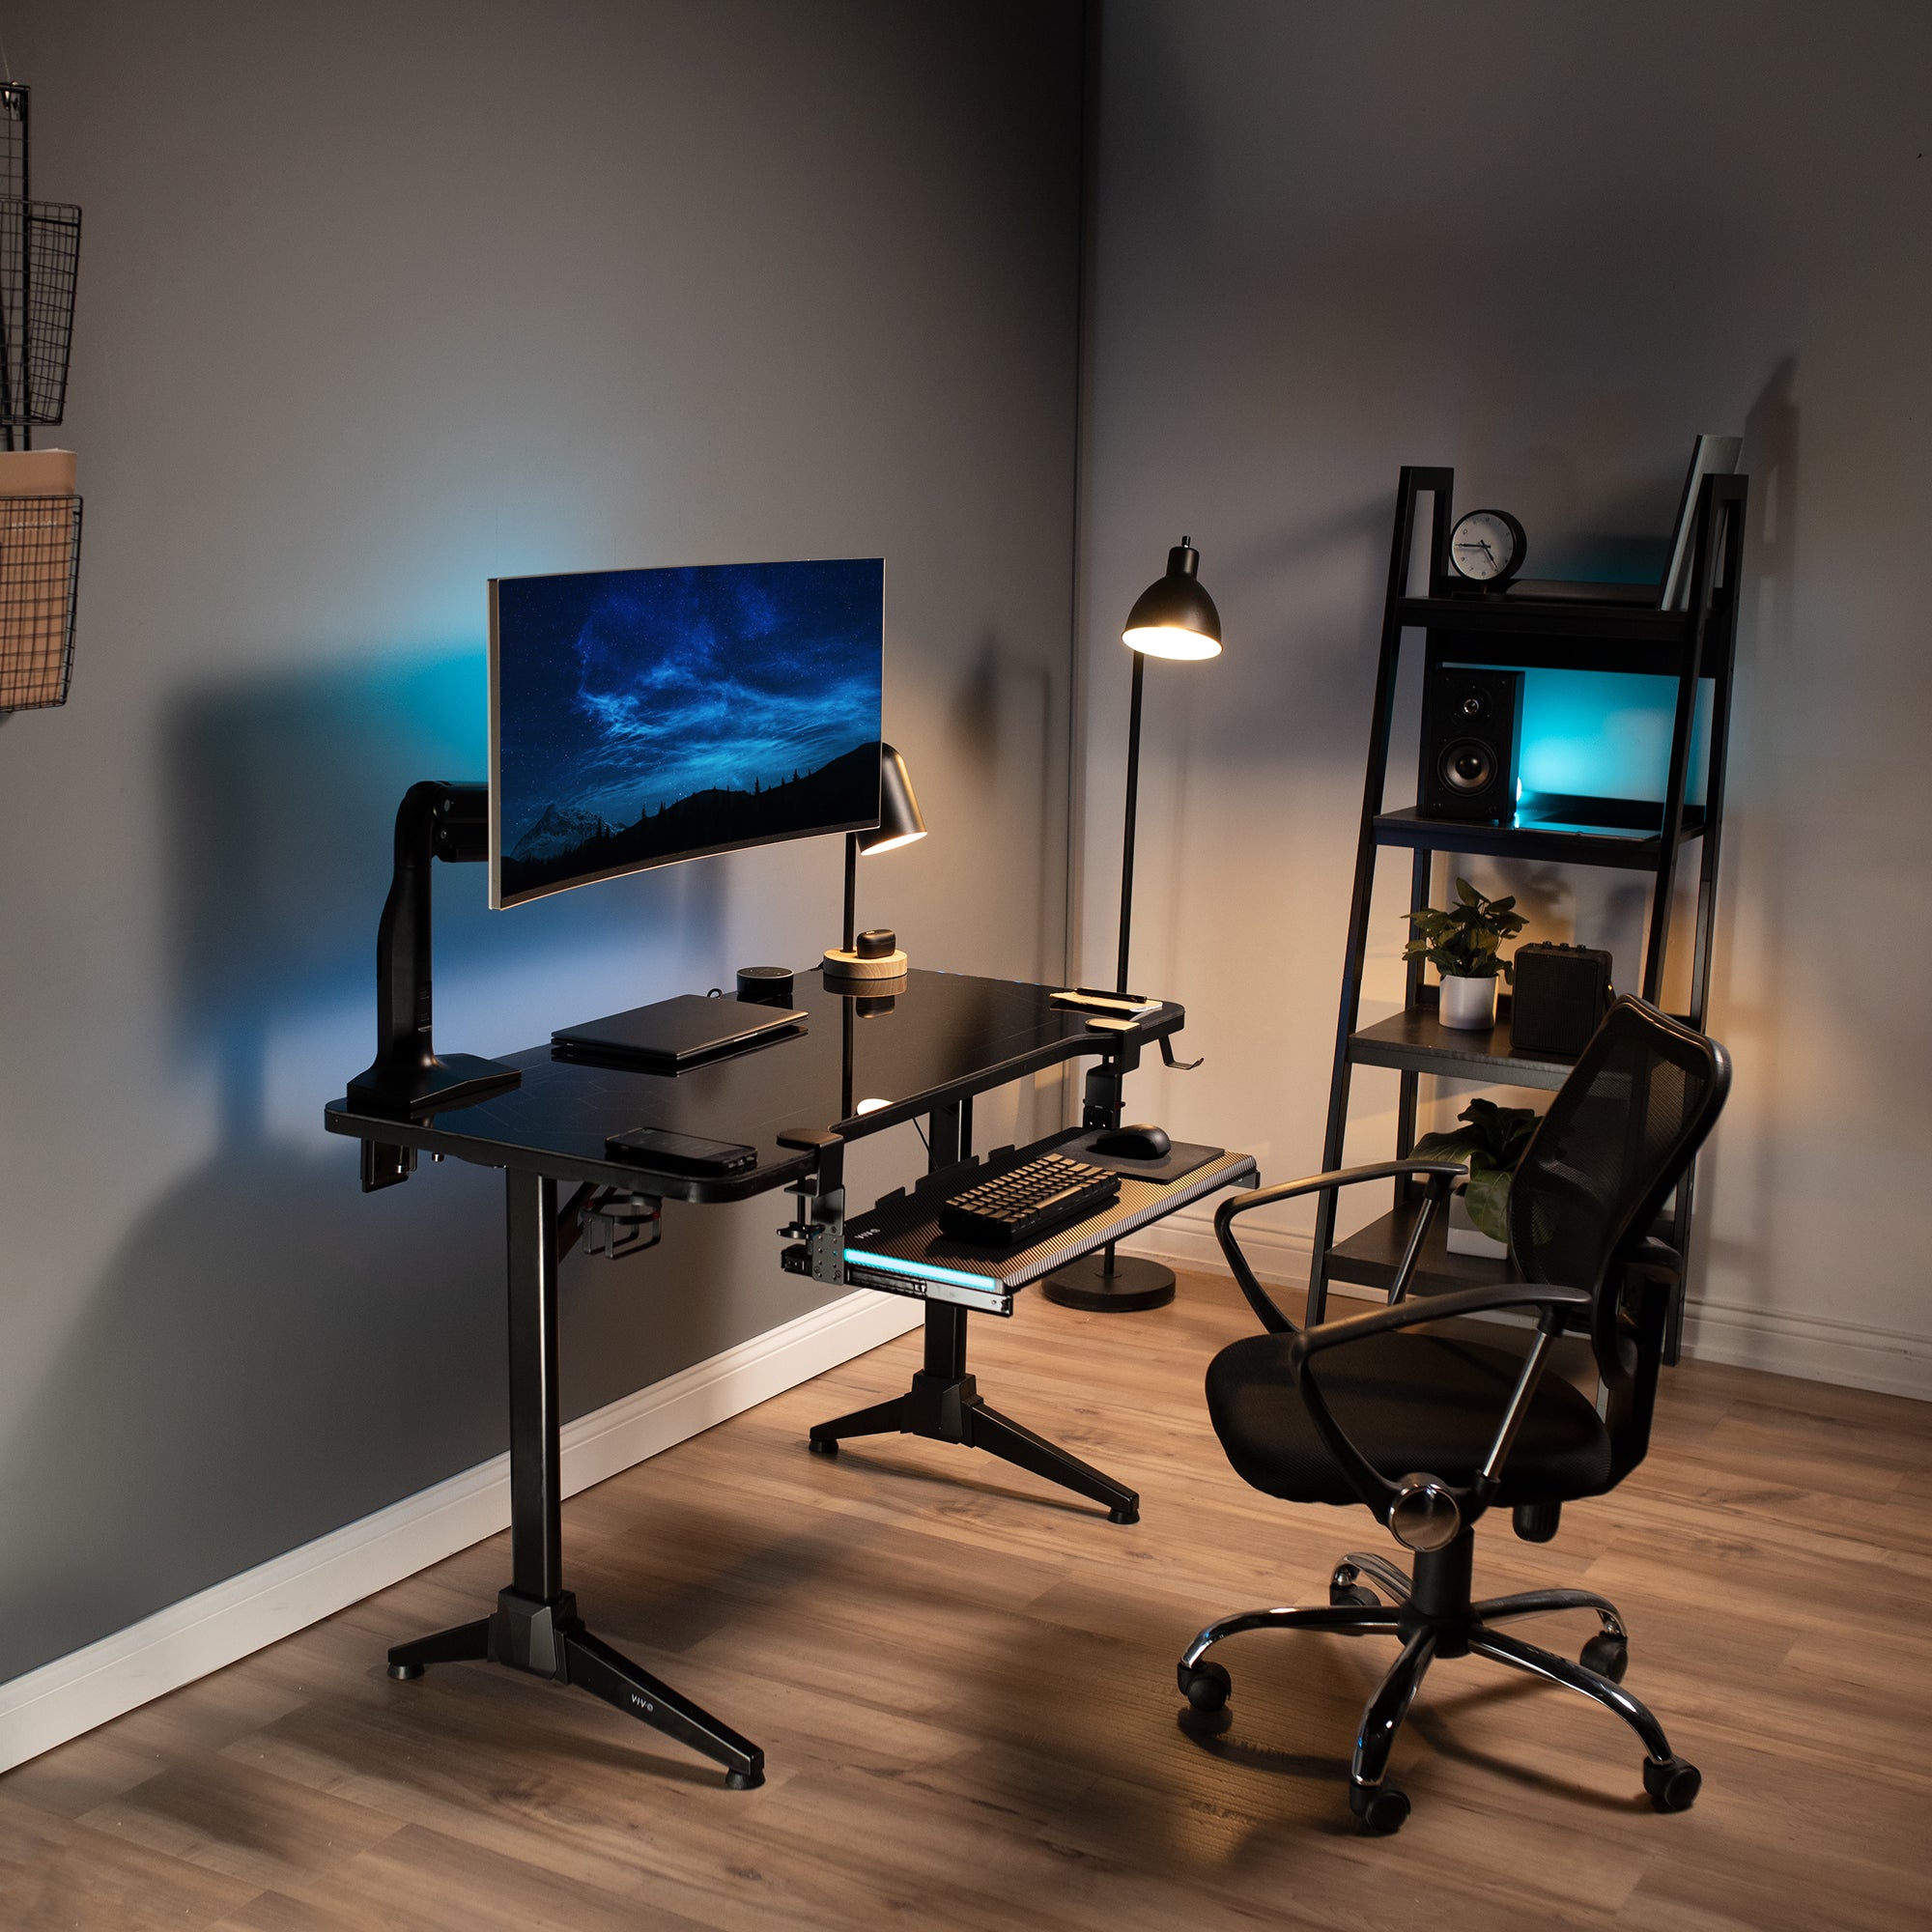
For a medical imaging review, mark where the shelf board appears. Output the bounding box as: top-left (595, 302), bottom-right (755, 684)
top-left (1349, 1005), bottom-right (1576, 1091)
top-left (1396, 591), bottom-right (1718, 651)
top-left (1373, 805), bottom-right (1705, 869)
top-left (1326, 1202), bottom-right (1517, 1299)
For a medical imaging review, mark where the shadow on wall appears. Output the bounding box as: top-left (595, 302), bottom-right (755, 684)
top-left (1698, 356), bottom-right (1798, 1310)
top-left (1214, 492), bottom-right (1393, 765)
top-left (946, 630), bottom-right (1065, 983)
top-left (159, 649), bottom-right (723, 1132)
top-left (0, 647), bottom-right (737, 1684)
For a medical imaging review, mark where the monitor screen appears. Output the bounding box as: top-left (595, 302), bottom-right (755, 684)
top-left (489, 557), bottom-right (884, 908)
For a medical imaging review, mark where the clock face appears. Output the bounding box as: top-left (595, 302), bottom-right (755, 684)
top-left (1450, 509), bottom-right (1525, 583)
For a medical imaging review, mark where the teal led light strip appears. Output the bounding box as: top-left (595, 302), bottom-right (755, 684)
top-left (843, 1249), bottom-right (999, 1292)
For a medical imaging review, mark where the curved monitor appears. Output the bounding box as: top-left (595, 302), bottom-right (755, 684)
top-left (489, 557), bottom-right (884, 909)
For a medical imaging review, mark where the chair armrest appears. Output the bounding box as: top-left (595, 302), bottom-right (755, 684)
top-left (1288, 1281), bottom-right (1593, 1366)
top-left (1213, 1159), bottom-right (1466, 1333)
top-left (1284, 1281), bottom-right (1593, 1531)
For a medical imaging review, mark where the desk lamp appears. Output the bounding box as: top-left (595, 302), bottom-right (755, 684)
top-left (1043, 537), bottom-right (1222, 1313)
top-left (823, 743), bottom-right (927, 984)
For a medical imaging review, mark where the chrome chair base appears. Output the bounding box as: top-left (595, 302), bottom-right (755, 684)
top-left (1176, 1541), bottom-right (1698, 1833)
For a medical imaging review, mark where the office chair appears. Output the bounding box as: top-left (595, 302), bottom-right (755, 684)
top-left (1178, 998), bottom-right (1729, 1833)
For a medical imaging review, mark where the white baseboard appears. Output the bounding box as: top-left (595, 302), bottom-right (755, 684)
top-left (1125, 1206), bottom-right (1932, 1402)
top-left (0, 1290), bottom-right (921, 1775)
top-left (1678, 1297), bottom-right (1932, 1402)
top-left (1118, 1204), bottom-right (1319, 1292)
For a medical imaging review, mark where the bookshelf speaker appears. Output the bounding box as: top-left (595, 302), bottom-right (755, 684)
top-left (1418, 666), bottom-right (1522, 822)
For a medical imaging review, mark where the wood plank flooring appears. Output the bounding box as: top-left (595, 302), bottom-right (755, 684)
top-left (5, 1266), bottom-right (1930, 1930)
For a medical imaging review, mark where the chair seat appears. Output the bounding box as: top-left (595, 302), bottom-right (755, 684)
top-left (1205, 1330), bottom-right (1612, 1506)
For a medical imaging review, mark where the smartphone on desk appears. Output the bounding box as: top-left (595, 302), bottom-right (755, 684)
top-left (606, 1125), bottom-right (759, 1176)
top-left (1051, 986), bottom-right (1160, 1017)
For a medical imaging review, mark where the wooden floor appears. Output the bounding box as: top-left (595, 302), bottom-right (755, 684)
top-left (6, 1266), bottom-right (1931, 1931)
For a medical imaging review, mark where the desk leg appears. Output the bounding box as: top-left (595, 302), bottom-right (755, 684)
top-left (809, 1107), bottom-right (1141, 1522)
top-left (386, 1168), bottom-right (766, 1790)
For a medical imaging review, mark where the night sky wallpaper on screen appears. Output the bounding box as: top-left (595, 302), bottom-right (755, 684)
top-left (492, 558), bottom-right (884, 905)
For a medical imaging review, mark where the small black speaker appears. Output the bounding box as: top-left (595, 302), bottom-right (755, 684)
top-left (736, 966), bottom-right (795, 1008)
top-left (1510, 943), bottom-right (1613, 1059)
top-left (1418, 666), bottom-right (1523, 822)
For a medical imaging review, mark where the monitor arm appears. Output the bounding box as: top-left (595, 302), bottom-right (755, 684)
top-left (346, 780), bottom-right (522, 1136)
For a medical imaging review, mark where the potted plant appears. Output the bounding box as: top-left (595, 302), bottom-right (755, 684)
top-left (1412, 1096), bottom-right (1542, 1258)
top-left (1400, 877), bottom-right (1526, 1030)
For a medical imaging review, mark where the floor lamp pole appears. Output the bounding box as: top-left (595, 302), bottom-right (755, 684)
top-left (1041, 643), bottom-right (1176, 1315)
top-left (1117, 648), bottom-right (1144, 996)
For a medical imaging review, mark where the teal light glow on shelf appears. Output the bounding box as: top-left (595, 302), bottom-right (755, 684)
top-left (1517, 669), bottom-right (1713, 805)
top-left (843, 1249), bottom-right (998, 1292)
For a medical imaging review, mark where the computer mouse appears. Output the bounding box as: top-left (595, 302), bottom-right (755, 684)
top-left (1091, 1123), bottom-right (1171, 1161)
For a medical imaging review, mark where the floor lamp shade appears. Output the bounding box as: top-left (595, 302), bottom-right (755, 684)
top-left (1122, 540), bottom-right (1222, 660)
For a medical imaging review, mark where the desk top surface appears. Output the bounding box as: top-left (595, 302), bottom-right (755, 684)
top-left (326, 969), bottom-right (1184, 1201)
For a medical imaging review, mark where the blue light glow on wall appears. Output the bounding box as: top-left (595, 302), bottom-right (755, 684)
top-left (1515, 669), bottom-right (1712, 806)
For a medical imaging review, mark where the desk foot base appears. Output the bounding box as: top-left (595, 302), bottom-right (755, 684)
top-left (386, 1615), bottom-right (488, 1681)
top-left (810, 1374), bottom-right (1139, 1522)
top-left (1039, 1253), bottom-right (1176, 1312)
top-left (386, 1590), bottom-right (764, 1789)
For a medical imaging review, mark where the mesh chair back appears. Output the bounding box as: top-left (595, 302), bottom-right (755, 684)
top-left (1508, 998), bottom-right (1730, 1382)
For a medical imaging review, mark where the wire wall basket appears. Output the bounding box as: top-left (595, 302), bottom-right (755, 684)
top-left (0, 83), bottom-right (85, 709)
top-left (0, 491), bottom-right (82, 709)
top-left (0, 196), bottom-right (81, 429)
top-left (0, 82), bottom-right (23, 201)
top-left (0, 86), bottom-right (80, 432)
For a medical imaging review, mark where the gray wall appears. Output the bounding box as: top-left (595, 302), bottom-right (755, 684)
top-left (0, 0), bottom-right (1082, 1682)
top-left (1077, 3), bottom-right (1932, 1384)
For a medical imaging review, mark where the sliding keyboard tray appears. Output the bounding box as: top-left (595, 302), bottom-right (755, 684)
top-left (841, 1127), bottom-right (1258, 1316)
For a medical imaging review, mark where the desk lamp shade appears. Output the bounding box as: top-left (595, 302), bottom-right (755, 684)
top-left (1122, 539), bottom-right (1221, 661)
top-left (859, 743), bottom-right (926, 854)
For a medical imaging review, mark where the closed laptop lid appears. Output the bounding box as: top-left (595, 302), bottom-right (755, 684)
top-left (552, 993), bottom-right (807, 1065)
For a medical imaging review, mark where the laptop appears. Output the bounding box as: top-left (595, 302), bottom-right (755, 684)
top-left (552, 994), bottom-right (807, 1072)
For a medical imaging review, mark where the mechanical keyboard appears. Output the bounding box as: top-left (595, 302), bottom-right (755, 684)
top-left (936, 1151), bottom-right (1122, 1249)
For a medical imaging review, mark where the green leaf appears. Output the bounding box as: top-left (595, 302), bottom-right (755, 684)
top-left (1410, 1129), bottom-right (1480, 1165)
top-left (1456, 877), bottom-right (1481, 906)
top-left (1463, 1167), bottom-right (1513, 1245)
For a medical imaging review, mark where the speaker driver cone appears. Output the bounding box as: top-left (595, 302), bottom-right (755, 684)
top-left (1440, 739), bottom-right (1495, 794)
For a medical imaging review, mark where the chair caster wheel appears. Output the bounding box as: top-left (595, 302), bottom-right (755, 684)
top-left (1643, 1755), bottom-right (1701, 1812)
top-left (1350, 1781), bottom-right (1410, 1834)
top-left (1109, 1503), bottom-right (1140, 1525)
top-left (387, 1660), bottom-right (424, 1681)
top-left (1178, 1659), bottom-right (1231, 1715)
top-left (808, 1436), bottom-right (838, 1456)
top-left (1330, 1582), bottom-right (1381, 1609)
top-left (725, 1768), bottom-right (765, 1791)
top-left (1580, 1632), bottom-right (1629, 1682)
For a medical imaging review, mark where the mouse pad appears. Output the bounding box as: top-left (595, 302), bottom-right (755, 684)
top-left (1065, 1130), bottom-right (1226, 1183)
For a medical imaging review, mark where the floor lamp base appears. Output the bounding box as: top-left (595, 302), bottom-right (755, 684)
top-left (1039, 1252), bottom-right (1176, 1313)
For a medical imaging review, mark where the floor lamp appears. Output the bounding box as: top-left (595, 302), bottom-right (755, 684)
top-left (1043, 538), bottom-right (1222, 1313)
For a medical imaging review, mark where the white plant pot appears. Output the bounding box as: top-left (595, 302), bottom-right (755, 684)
top-left (1446, 1191), bottom-right (1509, 1259)
top-left (1438, 974), bottom-right (1498, 1031)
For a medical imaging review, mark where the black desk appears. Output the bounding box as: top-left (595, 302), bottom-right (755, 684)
top-left (325, 968), bottom-right (1209, 1790)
